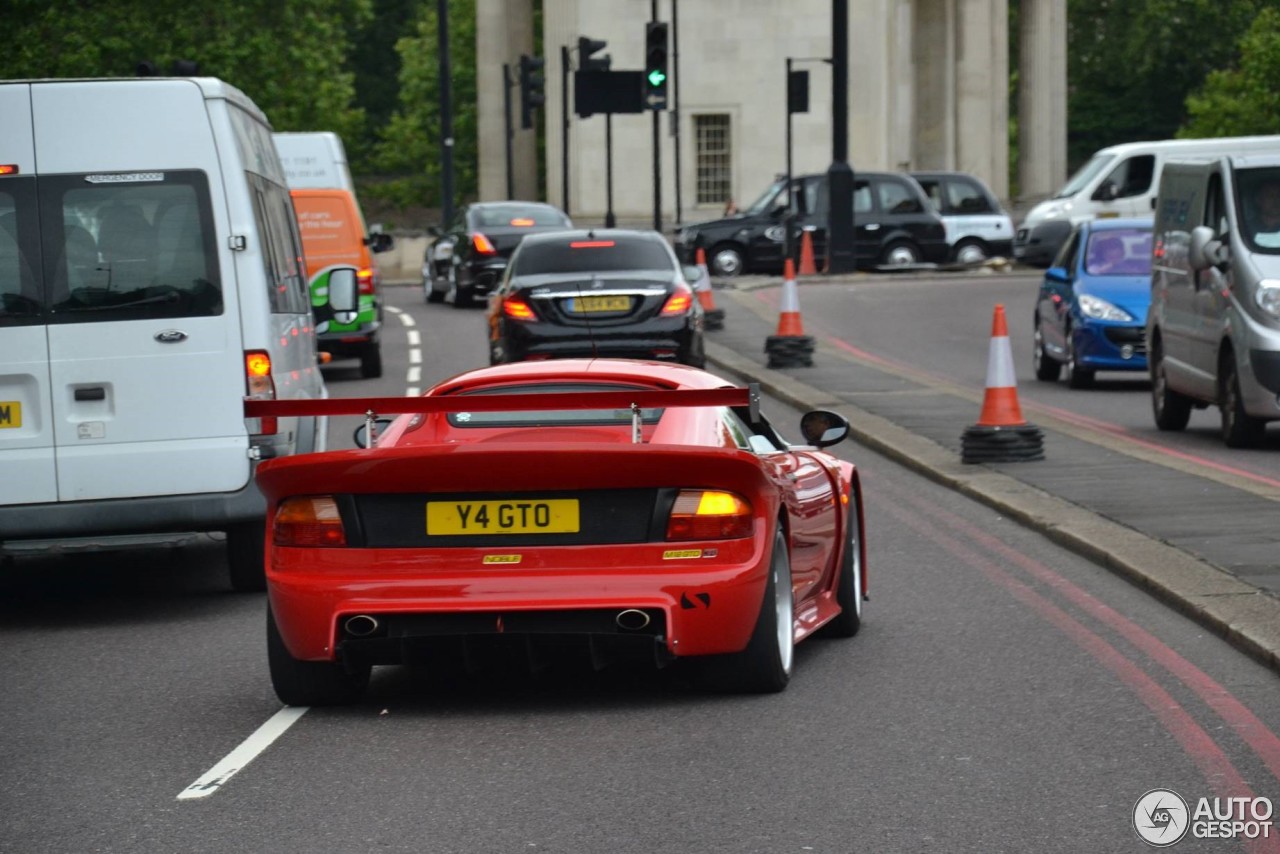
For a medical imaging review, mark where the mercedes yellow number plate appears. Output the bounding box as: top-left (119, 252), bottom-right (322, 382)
top-left (0, 401), bottom-right (21, 429)
top-left (427, 499), bottom-right (580, 535)
top-left (570, 295), bottom-right (630, 313)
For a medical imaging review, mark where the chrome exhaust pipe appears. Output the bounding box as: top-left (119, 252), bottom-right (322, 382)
top-left (344, 614), bottom-right (381, 638)
top-left (615, 609), bottom-right (651, 631)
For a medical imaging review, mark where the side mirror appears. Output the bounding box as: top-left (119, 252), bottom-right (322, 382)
top-left (368, 232), bottom-right (394, 253)
top-left (1093, 181), bottom-right (1119, 202)
top-left (799, 409), bottom-right (849, 448)
top-left (1044, 266), bottom-right (1070, 283)
top-left (682, 264), bottom-right (704, 284)
top-left (353, 417), bottom-right (396, 449)
top-left (427, 225), bottom-right (443, 237)
top-left (325, 266), bottom-right (360, 324)
top-left (1188, 225), bottom-right (1226, 272)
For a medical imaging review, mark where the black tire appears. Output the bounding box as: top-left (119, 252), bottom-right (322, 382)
top-left (360, 342), bottom-right (383, 379)
top-left (226, 522), bottom-right (266, 593)
top-left (817, 498), bottom-right (863, 639)
top-left (267, 606), bottom-right (369, 706)
top-left (425, 274), bottom-right (444, 303)
top-left (1220, 355), bottom-right (1266, 448)
top-left (719, 527), bottom-right (794, 693)
top-left (1150, 337), bottom-right (1192, 431)
top-left (1032, 321), bottom-right (1062, 382)
top-left (708, 242), bottom-right (746, 278)
top-left (1064, 323), bottom-right (1094, 389)
top-left (880, 240), bottom-right (921, 266)
top-left (952, 238), bottom-right (989, 264)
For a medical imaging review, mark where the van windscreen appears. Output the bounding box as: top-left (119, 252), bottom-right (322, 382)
top-left (1055, 153), bottom-right (1116, 199)
top-left (42, 170), bottom-right (221, 323)
top-left (1234, 167), bottom-right (1280, 254)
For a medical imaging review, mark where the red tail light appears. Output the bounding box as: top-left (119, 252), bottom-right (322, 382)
top-left (473, 233), bottom-right (498, 255)
top-left (502, 296), bottom-right (536, 321)
top-left (666, 490), bottom-right (754, 540)
top-left (660, 283), bottom-right (694, 316)
top-left (274, 496), bottom-right (347, 547)
top-left (357, 267), bottom-right (375, 294)
top-left (245, 349), bottom-right (277, 434)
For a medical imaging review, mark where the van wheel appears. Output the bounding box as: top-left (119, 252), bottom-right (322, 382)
top-left (881, 240), bottom-right (921, 266)
top-left (226, 522), bottom-right (266, 592)
top-left (1065, 323), bottom-right (1094, 388)
top-left (1220, 356), bottom-right (1266, 448)
top-left (717, 526), bottom-right (794, 693)
top-left (1033, 321), bottom-right (1062, 381)
top-left (1150, 339), bottom-right (1192, 431)
top-left (360, 343), bottom-right (383, 379)
top-left (267, 605), bottom-right (369, 706)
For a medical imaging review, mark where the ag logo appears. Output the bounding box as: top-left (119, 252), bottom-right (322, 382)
top-left (1133, 789), bottom-right (1189, 847)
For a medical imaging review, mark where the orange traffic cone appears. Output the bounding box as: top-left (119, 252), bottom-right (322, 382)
top-left (798, 229), bottom-right (818, 276)
top-left (694, 247), bottom-right (725, 330)
top-left (961, 304), bottom-right (1044, 462)
top-left (765, 258), bottom-right (814, 368)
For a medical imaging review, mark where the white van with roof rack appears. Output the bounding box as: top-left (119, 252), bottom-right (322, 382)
top-left (0, 76), bottom-right (328, 590)
top-left (1014, 135), bottom-right (1280, 267)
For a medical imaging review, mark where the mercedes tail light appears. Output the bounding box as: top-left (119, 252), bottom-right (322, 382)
top-left (502, 295), bottom-right (536, 321)
top-left (473, 233), bottom-right (498, 255)
top-left (660, 282), bottom-right (694, 316)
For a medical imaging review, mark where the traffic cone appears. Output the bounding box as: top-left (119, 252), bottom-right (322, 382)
top-left (961, 304), bottom-right (1044, 463)
top-left (765, 258), bottom-right (815, 368)
top-left (694, 247), bottom-right (725, 330)
top-left (798, 228), bottom-right (818, 276)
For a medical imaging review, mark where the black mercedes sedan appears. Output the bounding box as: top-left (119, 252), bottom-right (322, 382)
top-left (424, 201), bottom-right (573, 306)
top-left (674, 171), bottom-right (948, 277)
top-left (485, 229), bottom-right (707, 368)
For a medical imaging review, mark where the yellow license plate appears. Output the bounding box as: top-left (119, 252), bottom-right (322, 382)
top-left (570, 295), bottom-right (631, 313)
top-left (426, 499), bottom-right (580, 535)
top-left (0, 400), bottom-right (20, 428)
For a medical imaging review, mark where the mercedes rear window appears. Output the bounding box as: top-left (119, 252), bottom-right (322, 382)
top-left (512, 238), bottom-right (673, 275)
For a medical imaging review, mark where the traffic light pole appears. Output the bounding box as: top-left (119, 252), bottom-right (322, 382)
top-left (651, 0), bottom-right (661, 233)
top-left (502, 63), bottom-right (514, 199)
top-left (606, 114), bottom-right (616, 228)
top-left (827, 0), bottom-right (856, 274)
top-left (437, 0), bottom-right (454, 226)
top-left (560, 45), bottom-right (571, 217)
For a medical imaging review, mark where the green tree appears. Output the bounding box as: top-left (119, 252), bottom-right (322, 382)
top-left (1181, 7), bottom-right (1280, 137)
top-left (1, 0), bottom-right (371, 150)
top-left (368, 0), bottom-right (477, 212)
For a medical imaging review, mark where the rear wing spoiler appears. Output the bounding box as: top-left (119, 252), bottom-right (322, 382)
top-left (245, 384), bottom-right (762, 444)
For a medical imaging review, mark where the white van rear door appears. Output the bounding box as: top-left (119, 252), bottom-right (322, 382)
top-left (0, 84), bottom-right (58, 506)
top-left (32, 81), bottom-right (250, 501)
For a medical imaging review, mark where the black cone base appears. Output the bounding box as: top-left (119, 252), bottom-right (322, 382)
top-left (765, 334), bottom-right (815, 368)
top-left (961, 423), bottom-right (1045, 463)
top-left (704, 307), bottom-right (725, 330)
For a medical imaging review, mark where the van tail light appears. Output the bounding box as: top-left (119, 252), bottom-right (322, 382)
top-left (274, 496), bottom-right (347, 547)
top-left (502, 296), bottom-right (536, 321)
top-left (357, 267), bottom-right (375, 294)
top-left (666, 490), bottom-right (754, 540)
top-left (473, 233), bottom-right (498, 256)
top-left (244, 349), bottom-right (277, 435)
top-left (660, 283), bottom-right (694, 317)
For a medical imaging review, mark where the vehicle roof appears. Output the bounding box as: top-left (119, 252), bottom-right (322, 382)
top-left (515, 228), bottom-right (666, 247)
top-left (1095, 135), bottom-right (1280, 157)
top-left (7, 76), bottom-right (268, 124)
top-left (427, 359), bottom-right (732, 397)
top-left (469, 200), bottom-right (567, 211)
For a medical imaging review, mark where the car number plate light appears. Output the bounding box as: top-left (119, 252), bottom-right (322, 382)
top-left (427, 499), bottom-right (580, 535)
top-left (568, 295), bottom-right (631, 313)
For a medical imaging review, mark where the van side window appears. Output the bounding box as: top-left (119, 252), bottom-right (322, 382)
top-left (1205, 174), bottom-right (1227, 237)
top-left (42, 170), bottom-right (221, 323)
top-left (1099, 155), bottom-right (1156, 200)
top-left (0, 180), bottom-right (42, 326)
top-left (248, 175), bottom-right (307, 314)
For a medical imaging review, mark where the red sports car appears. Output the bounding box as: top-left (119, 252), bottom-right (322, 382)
top-left (247, 359), bottom-right (867, 705)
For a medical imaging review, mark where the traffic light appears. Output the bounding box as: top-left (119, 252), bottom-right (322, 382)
top-left (519, 54), bottom-right (546, 130)
top-left (579, 36), bottom-right (610, 72)
top-left (644, 21), bottom-right (668, 110)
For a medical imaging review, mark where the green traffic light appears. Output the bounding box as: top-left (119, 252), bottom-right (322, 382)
top-left (647, 69), bottom-right (666, 87)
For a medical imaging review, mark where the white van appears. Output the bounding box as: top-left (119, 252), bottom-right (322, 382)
top-left (1015, 135), bottom-right (1280, 266)
top-left (0, 77), bottom-right (327, 590)
top-left (1148, 154), bottom-right (1280, 447)
top-left (272, 131), bottom-right (355, 193)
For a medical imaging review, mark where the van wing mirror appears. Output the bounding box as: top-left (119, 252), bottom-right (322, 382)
top-left (368, 232), bottom-right (394, 253)
top-left (1093, 181), bottom-right (1118, 202)
top-left (325, 266), bottom-right (360, 322)
top-left (1188, 226), bottom-right (1226, 272)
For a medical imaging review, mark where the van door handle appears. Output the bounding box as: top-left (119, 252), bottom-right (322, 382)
top-left (74, 387), bottom-right (106, 402)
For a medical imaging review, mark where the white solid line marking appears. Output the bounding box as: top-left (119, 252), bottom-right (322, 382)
top-left (177, 706), bottom-right (308, 800)
top-left (409, 349), bottom-right (421, 365)
top-left (408, 366), bottom-right (421, 383)
top-left (407, 330), bottom-right (421, 346)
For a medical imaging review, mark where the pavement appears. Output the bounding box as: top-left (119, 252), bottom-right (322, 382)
top-left (697, 271), bottom-right (1280, 675)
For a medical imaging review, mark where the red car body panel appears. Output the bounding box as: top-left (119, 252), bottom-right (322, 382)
top-left (250, 359), bottom-right (865, 669)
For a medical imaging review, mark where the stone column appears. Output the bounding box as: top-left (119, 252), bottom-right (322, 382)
top-left (912, 0), bottom-right (955, 171)
top-left (955, 0), bottom-right (1008, 199)
top-left (476, 0), bottom-right (537, 202)
top-left (1017, 0), bottom-right (1067, 204)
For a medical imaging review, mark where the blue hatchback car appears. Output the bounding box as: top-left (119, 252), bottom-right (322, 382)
top-left (1032, 218), bottom-right (1153, 388)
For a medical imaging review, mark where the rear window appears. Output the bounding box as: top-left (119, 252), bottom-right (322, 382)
top-left (0, 177), bottom-right (42, 326)
top-left (471, 204), bottom-right (569, 228)
top-left (512, 237), bottom-right (674, 276)
top-left (445, 383), bottom-right (664, 428)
